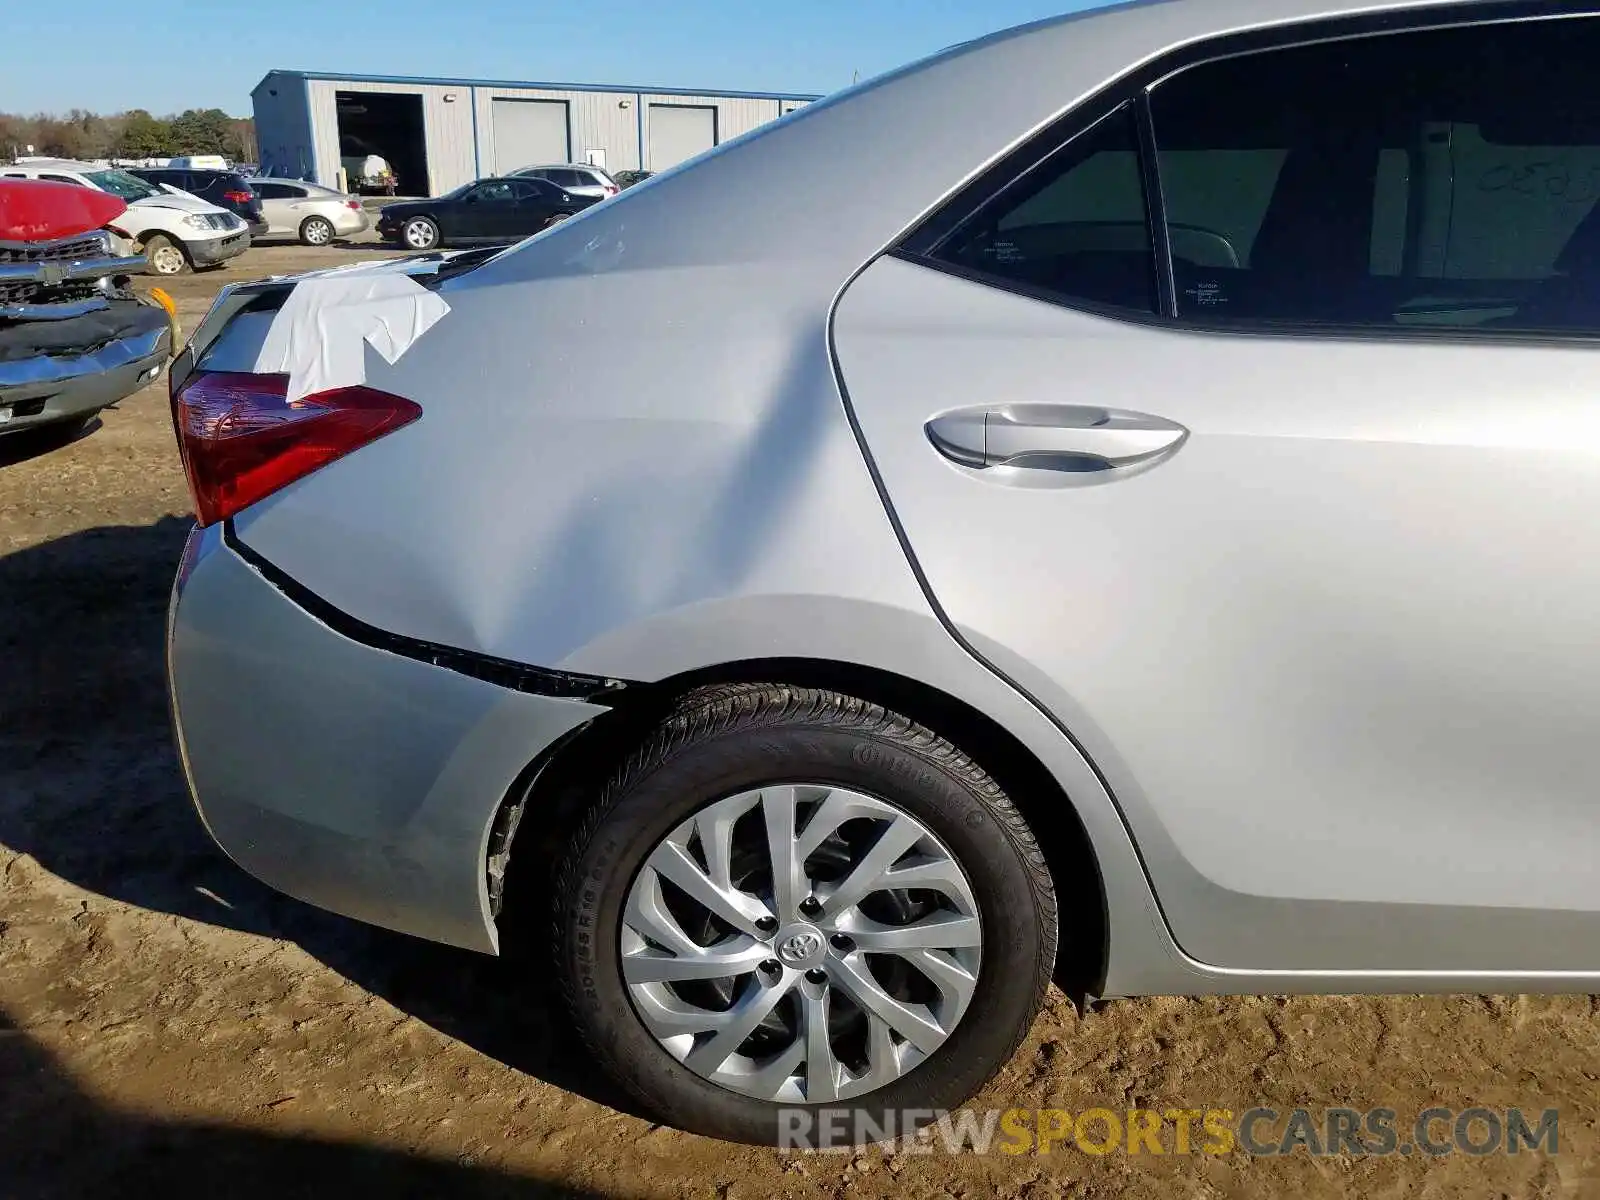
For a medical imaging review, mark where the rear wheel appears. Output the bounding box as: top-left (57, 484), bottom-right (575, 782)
top-left (401, 216), bottom-right (439, 250)
top-left (299, 215), bottom-right (335, 246)
top-left (552, 683), bottom-right (1058, 1146)
top-left (141, 234), bottom-right (187, 276)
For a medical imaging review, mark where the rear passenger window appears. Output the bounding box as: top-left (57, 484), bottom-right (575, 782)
top-left (1151, 15), bottom-right (1600, 332)
top-left (930, 104), bottom-right (1156, 314)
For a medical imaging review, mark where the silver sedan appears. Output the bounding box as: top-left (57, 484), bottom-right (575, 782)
top-left (167, 0), bottom-right (1600, 1147)
top-left (247, 178), bottom-right (370, 245)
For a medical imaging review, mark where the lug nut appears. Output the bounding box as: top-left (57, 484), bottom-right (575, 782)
top-left (829, 933), bottom-right (854, 952)
top-left (760, 959), bottom-right (783, 977)
top-left (799, 897), bottom-right (822, 916)
top-left (805, 968), bottom-right (828, 985)
top-left (755, 916), bottom-right (779, 934)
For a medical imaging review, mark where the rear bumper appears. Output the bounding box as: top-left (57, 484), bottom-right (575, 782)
top-left (333, 210), bottom-right (371, 236)
top-left (166, 525), bottom-right (607, 953)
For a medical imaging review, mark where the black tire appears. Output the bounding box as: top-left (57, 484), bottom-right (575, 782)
top-left (553, 683), bottom-right (1058, 1146)
top-left (400, 215), bottom-right (439, 251)
top-left (299, 215), bottom-right (336, 246)
top-left (141, 233), bottom-right (188, 276)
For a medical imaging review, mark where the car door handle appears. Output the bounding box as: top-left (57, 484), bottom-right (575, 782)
top-left (926, 404), bottom-right (1188, 472)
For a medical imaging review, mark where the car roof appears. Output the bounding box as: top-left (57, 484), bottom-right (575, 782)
top-left (7, 159), bottom-right (97, 171)
top-left (139, 165), bottom-right (239, 176)
top-left (518, 163), bottom-right (610, 173)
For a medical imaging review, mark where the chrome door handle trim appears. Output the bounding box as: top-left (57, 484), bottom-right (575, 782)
top-left (926, 404), bottom-right (1188, 472)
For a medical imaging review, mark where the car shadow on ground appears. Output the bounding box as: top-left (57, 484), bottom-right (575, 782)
top-left (0, 516), bottom-right (644, 1122)
top-left (0, 416), bottom-right (104, 469)
top-left (0, 1008), bottom-right (616, 1199)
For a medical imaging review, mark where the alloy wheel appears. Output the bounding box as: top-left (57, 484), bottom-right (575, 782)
top-left (403, 219), bottom-right (435, 250)
top-left (620, 784), bottom-right (983, 1103)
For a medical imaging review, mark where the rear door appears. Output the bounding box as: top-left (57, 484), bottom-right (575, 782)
top-left (833, 10), bottom-right (1600, 974)
top-left (253, 182), bottom-right (300, 234)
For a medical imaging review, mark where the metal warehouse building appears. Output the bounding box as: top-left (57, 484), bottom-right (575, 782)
top-left (252, 70), bottom-right (819, 196)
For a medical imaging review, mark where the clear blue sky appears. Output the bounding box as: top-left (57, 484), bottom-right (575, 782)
top-left (3, 0), bottom-right (1101, 116)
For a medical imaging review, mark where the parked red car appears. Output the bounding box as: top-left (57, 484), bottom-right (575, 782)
top-left (0, 177), bottom-right (173, 439)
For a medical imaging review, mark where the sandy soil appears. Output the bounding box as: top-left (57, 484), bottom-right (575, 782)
top-left (2, 241), bottom-right (1598, 1199)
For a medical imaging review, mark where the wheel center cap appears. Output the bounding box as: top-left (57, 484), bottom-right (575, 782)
top-left (773, 923), bottom-right (825, 967)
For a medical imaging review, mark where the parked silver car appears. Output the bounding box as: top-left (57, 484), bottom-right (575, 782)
top-left (247, 178), bottom-right (371, 245)
top-left (506, 162), bottom-right (619, 200)
top-left (166, 0), bottom-right (1600, 1146)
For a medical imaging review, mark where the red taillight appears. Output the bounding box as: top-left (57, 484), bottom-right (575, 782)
top-left (346, 199), bottom-right (362, 210)
top-left (224, 190), bottom-right (253, 203)
top-left (605, 185), bottom-right (618, 196)
top-left (171, 371), bottom-right (421, 527)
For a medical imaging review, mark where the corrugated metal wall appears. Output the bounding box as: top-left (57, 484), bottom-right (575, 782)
top-left (252, 73), bottom-right (315, 181)
top-left (474, 87), bottom-right (641, 175)
top-left (280, 75), bottom-right (814, 195)
top-left (306, 78), bottom-right (476, 196)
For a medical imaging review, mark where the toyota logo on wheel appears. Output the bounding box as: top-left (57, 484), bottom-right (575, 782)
top-left (778, 931), bottom-right (822, 963)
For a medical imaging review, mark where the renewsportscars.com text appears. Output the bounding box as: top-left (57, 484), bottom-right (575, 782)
top-left (778, 1106), bottom-right (1560, 1157)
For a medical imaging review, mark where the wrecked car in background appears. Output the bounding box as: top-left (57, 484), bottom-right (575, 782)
top-left (1, 161), bottom-right (250, 276)
top-left (0, 178), bottom-right (174, 439)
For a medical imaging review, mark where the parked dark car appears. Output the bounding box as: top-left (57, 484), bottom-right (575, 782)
top-left (375, 177), bottom-right (598, 251)
top-left (126, 167), bottom-right (267, 237)
top-left (613, 169), bottom-right (654, 189)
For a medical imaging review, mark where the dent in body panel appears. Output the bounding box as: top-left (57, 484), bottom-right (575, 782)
top-left (233, 268), bottom-right (935, 671)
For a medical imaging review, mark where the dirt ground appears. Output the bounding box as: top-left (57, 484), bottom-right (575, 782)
top-left (3, 240), bottom-right (1599, 1199)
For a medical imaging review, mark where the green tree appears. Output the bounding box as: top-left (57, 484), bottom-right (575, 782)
top-left (2, 106), bottom-right (250, 163)
top-left (115, 109), bottom-right (173, 158)
top-left (168, 108), bottom-right (234, 156)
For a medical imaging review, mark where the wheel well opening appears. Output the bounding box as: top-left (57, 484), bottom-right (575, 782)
top-left (494, 658), bottom-right (1109, 998)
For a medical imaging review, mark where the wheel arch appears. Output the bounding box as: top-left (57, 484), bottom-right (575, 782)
top-left (495, 655), bottom-right (1109, 1000)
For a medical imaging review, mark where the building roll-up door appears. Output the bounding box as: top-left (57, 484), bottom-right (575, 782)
top-left (491, 99), bottom-right (570, 173)
top-left (648, 104), bottom-right (716, 170)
